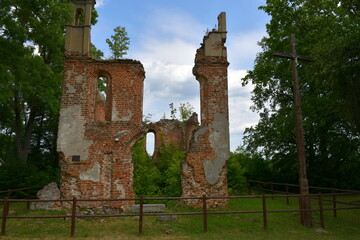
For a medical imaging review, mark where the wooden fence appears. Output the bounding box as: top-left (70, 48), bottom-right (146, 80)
top-left (247, 180), bottom-right (360, 208)
top-left (1, 193), bottom-right (360, 237)
top-left (247, 180), bottom-right (360, 195)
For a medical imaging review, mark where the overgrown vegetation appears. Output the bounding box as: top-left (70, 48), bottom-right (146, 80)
top-left (241, 0), bottom-right (360, 189)
top-left (0, 0), bottom-right (74, 193)
top-left (106, 26), bottom-right (130, 59)
top-left (132, 139), bottom-right (184, 198)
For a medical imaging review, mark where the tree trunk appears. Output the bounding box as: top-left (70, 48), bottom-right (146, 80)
top-left (14, 92), bottom-right (37, 163)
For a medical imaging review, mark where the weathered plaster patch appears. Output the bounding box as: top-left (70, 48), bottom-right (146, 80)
top-left (119, 111), bottom-right (133, 121)
top-left (57, 105), bottom-right (92, 159)
top-left (66, 83), bottom-right (76, 94)
top-left (194, 126), bottom-right (208, 142)
top-left (80, 162), bottom-right (100, 182)
top-left (204, 113), bottom-right (230, 185)
top-left (75, 74), bottom-right (85, 84)
top-left (112, 106), bottom-right (120, 121)
top-left (114, 180), bottom-right (126, 198)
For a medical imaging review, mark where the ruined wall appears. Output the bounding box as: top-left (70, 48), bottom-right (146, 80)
top-left (181, 12), bottom-right (230, 208)
top-left (58, 0), bottom-right (230, 210)
top-left (58, 56), bottom-right (146, 210)
top-left (57, 0), bottom-right (147, 210)
top-left (147, 113), bottom-right (199, 160)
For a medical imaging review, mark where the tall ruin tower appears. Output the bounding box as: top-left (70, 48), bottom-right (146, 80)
top-left (182, 12), bottom-right (230, 207)
top-left (57, 0), bottom-right (146, 209)
top-left (64, 0), bottom-right (93, 56)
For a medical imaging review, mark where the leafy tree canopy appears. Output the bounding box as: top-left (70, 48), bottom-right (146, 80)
top-left (242, 0), bottom-right (360, 189)
top-left (106, 26), bottom-right (130, 59)
top-left (0, 0), bottom-right (73, 163)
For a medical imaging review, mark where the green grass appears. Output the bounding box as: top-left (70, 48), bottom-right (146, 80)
top-left (1, 195), bottom-right (359, 240)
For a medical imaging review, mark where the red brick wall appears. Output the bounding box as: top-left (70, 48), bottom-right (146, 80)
top-left (58, 56), bottom-right (146, 210)
top-left (181, 38), bottom-right (230, 208)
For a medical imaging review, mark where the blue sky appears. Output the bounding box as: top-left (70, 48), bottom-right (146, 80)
top-left (91, 0), bottom-right (270, 151)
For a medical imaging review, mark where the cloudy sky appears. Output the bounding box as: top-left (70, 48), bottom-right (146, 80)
top-left (91, 0), bottom-right (270, 151)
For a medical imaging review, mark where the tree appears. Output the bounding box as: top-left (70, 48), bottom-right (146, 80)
top-left (168, 102), bottom-right (194, 121)
top-left (132, 139), bottom-right (184, 198)
top-left (178, 102), bottom-right (194, 121)
top-left (242, 0), bottom-right (360, 189)
top-left (0, 0), bottom-right (73, 163)
top-left (91, 43), bottom-right (104, 59)
top-left (106, 26), bottom-right (130, 59)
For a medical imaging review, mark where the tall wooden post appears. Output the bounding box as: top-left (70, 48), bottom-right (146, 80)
top-left (273, 34), bottom-right (314, 227)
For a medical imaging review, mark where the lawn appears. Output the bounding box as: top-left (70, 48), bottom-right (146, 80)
top-left (1, 195), bottom-right (359, 240)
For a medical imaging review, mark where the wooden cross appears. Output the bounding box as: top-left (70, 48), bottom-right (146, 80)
top-left (272, 33), bottom-right (314, 227)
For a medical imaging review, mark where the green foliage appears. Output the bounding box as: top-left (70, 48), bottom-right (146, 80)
top-left (106, 26), bottom-right (130, 59)
top-left (142, 113), bottom-right (154, 124)
top-left (0, 0), bottom-right (72, 163)
top-left (227, 153), bottom-right (247, 194)
top-left (227, 148), bottom-right (272, 194)
top-left (0, 159), bottom-right (59, 198)
top-left (168, 102), bottom-right (194, 121)
top-left (169, 103), bottom-right (177, 119)
top-left (132, 139), bottom-right (184, 198)
top-left (156, 143), bottom-right (184, 197)
top-left (132, 140), bottom-right (162, 197)
top-left (242, 0), bottom-right (360, 189)
top-left (91, 8), bottom-right (99, 26)
top-left (90, 43), bottom-right (104, 60)
top-left (179, 102), bottom-right (194, 121)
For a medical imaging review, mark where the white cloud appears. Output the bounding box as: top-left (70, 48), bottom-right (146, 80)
top-left (228, 68), bottom-right (259, 149)
top-left (131, 8), bottom-right (203, 121)
top-left (115, 7), bottom-right (260, 150)
top-left (95, 0), bottom-right (107, 8)
top-left (135, 39), bottom-right (197, 65)
top-left (142, 60), bottom-right (200, 121)
top-left (227, 30), bottom-right (267, 69)
top-left (144, 8), bottom-right (205, 41)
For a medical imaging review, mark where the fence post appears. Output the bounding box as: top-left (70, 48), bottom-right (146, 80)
top-left (26, 189), bottom-right (30, 211)
top-left (285, 185), bottom-right (290, 205)
top-left (262, 195), bottom-right (268, 229)
top-left (332, 193), bottom-right (337, 217)
top-left (6, 190), bottom-right (11, 200)
top-left (318, 193), bottom-right (324, 229)
top-left (70, 197), bottom-right (77, 237)
top-left (202, 195), bottom-right (208, 233)
top-left (1, 198), bottom-right (9, 236)
top-left (139, 196), bottom-right (144, 235)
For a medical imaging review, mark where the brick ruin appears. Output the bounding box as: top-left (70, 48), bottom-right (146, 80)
top-left (57, 0), bottom-right (230, 209)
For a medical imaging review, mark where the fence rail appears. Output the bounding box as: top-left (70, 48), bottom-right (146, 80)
top-left (247, 180), bottom-right (360, 208)
top-left (247, 180), bottom-right (360, 194)
top-left (1, 192), bottom-right (360, 238)
top-left (0, 186), bottom-right (44, 200)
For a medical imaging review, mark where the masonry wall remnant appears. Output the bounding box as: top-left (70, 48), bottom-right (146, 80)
top-left (181, 12), bottom-right (230, 207)
top-left (57, 0), bottom-right (229, 210)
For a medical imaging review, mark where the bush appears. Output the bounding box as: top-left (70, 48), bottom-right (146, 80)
top-left (132, 140), bottom-right (183, 198)
top-left (0, 159), bottom-right (58, 198)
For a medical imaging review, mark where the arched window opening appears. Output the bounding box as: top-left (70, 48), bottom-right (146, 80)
top-left (97, 76), bottom-right (107, 100)
top-left (75, 8), bottom-right (85, 26)
top-left (146, 132), bottom-right (155, 156)
top-left (95, 71), bottom-right (112, 121)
